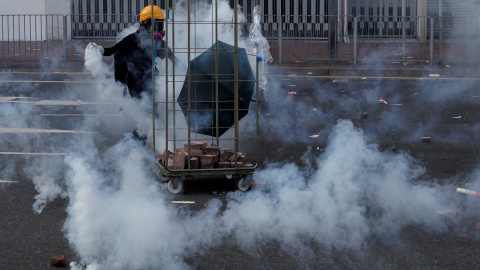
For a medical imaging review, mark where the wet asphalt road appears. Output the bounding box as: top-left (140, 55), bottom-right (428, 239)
top-left (1, 67), bottom-right (480, 269)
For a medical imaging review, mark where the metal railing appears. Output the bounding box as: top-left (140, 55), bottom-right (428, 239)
top-left (1, 14), bottom-right (479, 65)
top-left (0, 15), bottom-right (65, 58)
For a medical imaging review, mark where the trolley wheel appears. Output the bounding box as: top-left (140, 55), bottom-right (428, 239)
top-left (236, 175), bottom-right (252, 192)
top-left (157, 170), bottom-right (170, 182)
top-left (224, 174), bottom-right (233, 179)
top-left (167, 177), bottom-right (184, 194)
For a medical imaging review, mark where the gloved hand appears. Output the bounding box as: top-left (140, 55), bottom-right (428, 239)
top-left (87, 42), bottom-right (104, 54)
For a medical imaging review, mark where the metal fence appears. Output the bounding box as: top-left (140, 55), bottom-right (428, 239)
top-left (1, 14), bottom-right (479, 65)
top-left (0, 15), bottom-right (65, 58)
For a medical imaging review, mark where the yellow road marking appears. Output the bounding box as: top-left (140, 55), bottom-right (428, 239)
top-left (41, 114), bottom-right (124, 117)
top-left (268, 75), bottom-right (480, 80)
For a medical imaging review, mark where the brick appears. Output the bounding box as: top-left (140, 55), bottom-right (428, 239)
top-left (51, 255), bottom-right (66, 267)
top-left (175, 148), bottom-right (186, 155)
top-left (184, 142), bottom-right (203, 151)
top-left (199, 141), bottom-right (208, 150)
top-left (173, 153), bottom-right (185, 168)
top-left (220, 148), bottom-right (233, 161)
top-left (190, 157), bottom-right (199, 169)
top-left (218, 161), bottom-right (231, 168)
top-left (167, 155), bottom-right (185, 170)
top-left (200, 154), bottom-right (218, 165)
top-left (205, 146), bottom-right (220, 156)
top-left (228, 152), bottom-right (245, 163)
top-left (230, 162), bottom-right (244, 168)
top-left (200, 163), bottom-right (214, 169)
top-left (160, 150), bottom-right (174, 166)
top-left (187, 149), bottom-right (204, 157)
top-left (421, 137), bottom-right (431, 143)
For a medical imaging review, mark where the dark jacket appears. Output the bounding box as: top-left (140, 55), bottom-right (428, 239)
top-left (103, 27), bottom-right (166, 99)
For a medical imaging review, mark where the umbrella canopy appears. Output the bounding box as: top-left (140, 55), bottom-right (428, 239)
top-left (177, 40), bottom-right (255, 137)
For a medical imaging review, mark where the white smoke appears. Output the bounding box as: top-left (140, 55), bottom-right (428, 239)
top-left (63, 148), bottom-right (225, 269)
top-left (2, 0), bottom-right (477, 268)
top-left (222, 120), bottom-right (460, 254)
top-left (84, 43), bottom-right (111, 79)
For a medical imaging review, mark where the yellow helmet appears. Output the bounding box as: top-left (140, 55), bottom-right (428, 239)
top-left (139, 5), bottom-right (165, 22)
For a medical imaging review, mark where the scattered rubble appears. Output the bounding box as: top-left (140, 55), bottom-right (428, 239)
top-left (50, 255), bottom-right (66, 267)
top-left (421, 137), bottom-right (431, 143)
top-left (378, 99), bottom-right (388, 104)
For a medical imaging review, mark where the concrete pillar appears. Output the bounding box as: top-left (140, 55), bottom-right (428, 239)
top-left (417, 0), bottom-right (427, 42)
top-left (45, 0), bottom-right (71, 40)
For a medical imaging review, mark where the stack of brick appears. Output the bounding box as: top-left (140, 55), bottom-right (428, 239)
top-left (158, 141), bottom-right (253, 170)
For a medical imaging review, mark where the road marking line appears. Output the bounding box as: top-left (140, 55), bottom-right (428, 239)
top-left (0, 80), bottom-right (96, 83)
top-left (172, 201), bottom-right (195, 204)
top-left (0, 180), bottom-right (19, 183)
top-left (0, 152), bottom-right (67, 156)
top-left (0, 97), bottom-right (118, 106)
top-left (0, 127), bottom-right (97, 134)
top-left (34, 100), bottom-right (116, 105)
top-left (0, 71), bottom-right (90, 74)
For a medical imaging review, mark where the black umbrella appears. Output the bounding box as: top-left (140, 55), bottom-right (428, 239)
top-left (177, 40), bottom-right (255, 137)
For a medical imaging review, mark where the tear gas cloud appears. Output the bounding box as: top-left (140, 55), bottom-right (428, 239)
top-left (3, 0), bottom-right (480, 269)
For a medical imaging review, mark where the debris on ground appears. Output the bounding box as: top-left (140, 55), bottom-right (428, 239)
top-left (435, 209), bottom-right (454, 215)
top-left (332, 78), bottom-right (349, 83)
top-left (309, 134), bottom-right (319, 138)
top-left (421, 137), bottom-right (431, 143)
top-left (288, 91), bottom-right (297, 96)
top-left (251, 181), bottom-right (268, 190)
top-left (361, 112), bottom-right (368, 119)
top-left (51, 255), bottom-right (66, 267)
top-left (378, 99), bottom-right (388, 104)
top-left (456, 187), bottom-right (480, 196)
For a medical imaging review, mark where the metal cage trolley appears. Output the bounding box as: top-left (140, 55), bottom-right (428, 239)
top-left (151, 0), bottom-right (260, 194)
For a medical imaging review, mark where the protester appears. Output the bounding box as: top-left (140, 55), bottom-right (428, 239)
top-left (88, 5), bottom-right (171, 146)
